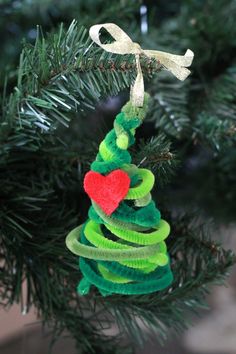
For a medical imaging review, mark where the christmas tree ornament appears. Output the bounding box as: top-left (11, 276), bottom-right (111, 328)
top-left (66, 23), bottom-right (194, 296)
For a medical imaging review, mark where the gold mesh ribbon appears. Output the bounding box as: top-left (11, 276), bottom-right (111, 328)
top-left (89, 23), bottom-right (194, 107)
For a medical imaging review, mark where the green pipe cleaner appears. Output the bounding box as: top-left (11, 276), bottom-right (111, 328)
top-left (66, 93), bottom-right (173, 296)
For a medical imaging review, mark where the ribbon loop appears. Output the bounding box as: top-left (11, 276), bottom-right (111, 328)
top-left (89, 23), bottom-right (194, 107)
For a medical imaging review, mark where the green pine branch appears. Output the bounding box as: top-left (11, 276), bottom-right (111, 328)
top-left (0, 20), bottom-right (162, 155)
top-left (194, 65), bottom-right (236, 150)
top-left (132, 134), bottom-right (178, 185)
top-left (146, 74), bottom-right (190, 139)
top-left (0, 1), bottom-right (139, 80)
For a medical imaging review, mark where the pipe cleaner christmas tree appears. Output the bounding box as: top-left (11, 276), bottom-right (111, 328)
top-left (66, 23), bottom-right (194, 296)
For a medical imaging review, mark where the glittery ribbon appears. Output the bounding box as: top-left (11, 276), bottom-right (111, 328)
top-left (89, 23), bottom-right (194, 107)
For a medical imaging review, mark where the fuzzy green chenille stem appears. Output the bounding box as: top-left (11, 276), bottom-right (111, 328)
top-left (66, 93), bottom-right (173, 296)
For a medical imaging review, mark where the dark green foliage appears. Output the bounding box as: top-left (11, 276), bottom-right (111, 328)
top-left (0, 0), bottom-right (236, 353)
top-left (132, 134), bottom-right (178, 185)
top-left (194, 65), bottom-right (236, 150)
top-left (148, 75), bottom-right (190, 138)
top-left (179, 0), bottom-right (236, 73)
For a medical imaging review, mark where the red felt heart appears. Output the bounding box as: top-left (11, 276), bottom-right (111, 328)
top-left (84, 169), bottom-right (130, 215)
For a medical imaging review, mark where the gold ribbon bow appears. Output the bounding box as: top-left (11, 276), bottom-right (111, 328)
top-left (89, 23), bottom-right (194, 107)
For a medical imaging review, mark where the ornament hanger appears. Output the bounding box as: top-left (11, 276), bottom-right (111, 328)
top-left (89, 23), bottom-right (194, 107)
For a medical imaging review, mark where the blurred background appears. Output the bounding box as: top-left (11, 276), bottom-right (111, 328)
top-left (1, 0), bottom-right (236, 353)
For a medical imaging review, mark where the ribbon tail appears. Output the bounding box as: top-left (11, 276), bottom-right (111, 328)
top-left (158, 56), bottom-right (192, 81)
top-left (167, 65), bottom-right (192, 81)
top-left (144, 49), bottom-right (194, 80)
top-left (130, 55), bottom-right (144, 107)
top-left (146, 49), bottom-right (194, 67)
top-left (161, 49), bottom-right (194, 67)
top-left (182, 49), bottom-right (194, 67)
